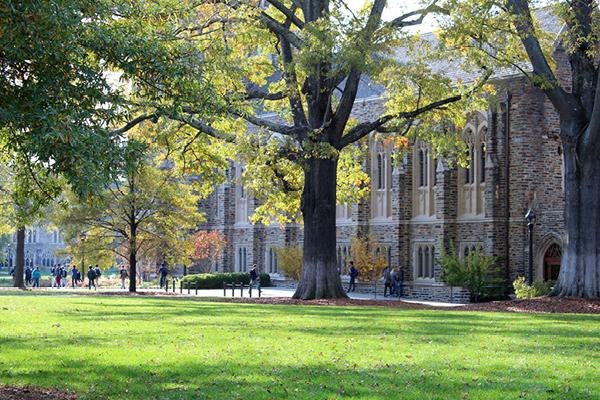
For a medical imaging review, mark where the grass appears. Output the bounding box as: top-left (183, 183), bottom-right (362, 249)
top-left (0, 293), bottom-right (598, 399)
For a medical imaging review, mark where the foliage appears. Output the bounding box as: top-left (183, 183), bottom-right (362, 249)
top-left (53, 148), bottom-right (209, 290)
top-left (0, 294), bottom-right (599, 399)
top-left (440, 244), bottom-right (499, 302)
top-left (192, 231), bottom-right (228, 272)
top-left (513, 277), bottom-right (554, 300)
top-left (274, 245), bottom-right (303, 280)
top-left (182, 272), bottom-right (272, 289)
top-left (350, 234), bottom-right (388, 283)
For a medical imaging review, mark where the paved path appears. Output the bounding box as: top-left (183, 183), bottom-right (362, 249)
top-left (0, 285), bottom-right (465, 307)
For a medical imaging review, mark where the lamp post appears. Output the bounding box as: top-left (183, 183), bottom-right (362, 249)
top-left (80, 232), bottom-right (87, 287)
top-left (525, 207), bottom-right (536, 285)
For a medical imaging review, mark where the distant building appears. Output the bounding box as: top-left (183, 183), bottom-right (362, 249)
top-left (1, 227), bottom-right (68, 270)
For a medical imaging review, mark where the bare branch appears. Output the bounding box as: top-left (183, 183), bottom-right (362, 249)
top-left (265, 0), bottom-right (304, 28)
top-left (110, 114), bottom-right (157, 136)
top-left (167, 113), bottom-right (235, 142)
top-left (231, 109), bottom-right (307, 136)
top-left (387, 1), bottom-right (447, 29)
top-left (244, 86), bottom-right (286, 100)
top-left (259, 12), bottom-right (303, 48)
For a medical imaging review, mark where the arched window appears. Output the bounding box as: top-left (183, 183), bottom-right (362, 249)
top-left (413, 144), bottom-right (436, 217)
top-left (414, 244), bottom-right (435, 280)
top-left (235, 164), bottom-right (249, 224)
top-left (459, 123), bottom-right (486, 217)
top-left (417, 247), bottom-right (423, 278)
top-left (371, 139), bottom-right (392, 219)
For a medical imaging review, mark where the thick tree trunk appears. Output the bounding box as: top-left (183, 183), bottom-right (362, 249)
top-left (553, 137), bottom-right (600, 298)
top-left (13, 227), bottom-right (25, 289)
top-left (293, 157), bottom-right (347, 299)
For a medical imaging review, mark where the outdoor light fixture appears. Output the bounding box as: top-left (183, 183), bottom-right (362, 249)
top-left (525, 207), bottom-right (536, 285)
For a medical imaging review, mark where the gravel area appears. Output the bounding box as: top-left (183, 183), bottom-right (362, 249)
top-left (0, 386), bottom-right (77, 400)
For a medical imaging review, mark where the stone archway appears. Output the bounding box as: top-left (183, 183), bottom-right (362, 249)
top-left (536, 235), bottom-right (563, 282)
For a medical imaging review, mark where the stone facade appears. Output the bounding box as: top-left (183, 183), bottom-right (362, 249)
top-left (2, 227), bottom-right (68, 270)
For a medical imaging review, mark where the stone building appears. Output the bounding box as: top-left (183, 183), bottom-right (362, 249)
top-left (195, 10), bottom-right (567, 302)
top-left (1, 227), bottom-right (68, 270)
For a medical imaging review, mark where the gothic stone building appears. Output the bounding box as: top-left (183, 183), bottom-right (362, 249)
top-left (196, 20), bottom-right (567, 302)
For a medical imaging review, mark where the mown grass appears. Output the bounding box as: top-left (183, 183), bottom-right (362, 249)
top-left (0, 292), bottom-right (598, 400)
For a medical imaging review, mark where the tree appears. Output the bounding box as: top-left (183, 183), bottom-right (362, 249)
top-left (192, 230), bottom-right (228, 273)
top-left (111, 0), bottom-right (490, 299)
top-left (440, 0), bottom-right (600, 297)
top-left (55, 157), bottom-right (206, 292)
top-left (274, 245), bottom-right (303, 280)
top-left (350, 234), bottom-right (388, 294)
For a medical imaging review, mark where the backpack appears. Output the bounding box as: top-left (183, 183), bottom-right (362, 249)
top-left (62, 269), bottom-right (67, 278)
top-left (95, 268), bottom-right (101, 277)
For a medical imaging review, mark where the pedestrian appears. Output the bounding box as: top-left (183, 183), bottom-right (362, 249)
top-left (9, 267), bottom-right (14, 277)
top-left (393, 267), bottom-right (404, 298)
top-left (25, 266), bottom-right (32, 286)
top-left (61, 265), bottom-right (68, 287)
top-left (50, 265), bottom-right (58, 288)
top-left (383, 266), bottom-right (393, 297)
top-left (347, 261), bottom-right (358, 292)
top-left (249, 264), bottom-right (259, 289)
top-left (159, 264), bottom-right (168, 288)
top-left (32, 267), bottom-right (41, 288)
top-left (94, 265), bottom-right (101, 287)
top-left (71, 265), bottom-right (79, 288)
top-left (87, 266), bottom-right (97, 290)
top-left (76, 269), bottom-right (82, 286)
top-left (119, 266), bottom-right (128, 289)
top-left (55, 265), bottom-right (62, 288)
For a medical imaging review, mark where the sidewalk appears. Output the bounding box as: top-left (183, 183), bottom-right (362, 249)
top-left (0, 285), bottom-right (465, 307)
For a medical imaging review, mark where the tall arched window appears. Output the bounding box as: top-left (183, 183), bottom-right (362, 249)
top-left (413, 144), bottom-right (436, 218)
top-left (414, 244), bottom-right (435, 280)
top-left (459, 122), bottom-right (487, 217)
top-left (371, 139), bottom-right (392, 219)
top-left (235, 164), bottom-right (249, 224)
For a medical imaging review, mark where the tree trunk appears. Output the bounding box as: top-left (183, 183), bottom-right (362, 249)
top-left (553, 137), bottom-right (600, 298)
top-left (129, 225), bottom-right (137, 293)
top-left (13, 227), bottom-right (25, 289)
top-left (293, 157), bottom-right (347, 299)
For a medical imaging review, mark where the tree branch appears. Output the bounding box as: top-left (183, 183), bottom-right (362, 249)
top-left (505, 0), bottom-right (578, 117)
top-left (231, 109), bottom-right (307, 136)
top-left (387, 1), bottom-right (447, 29)
top-left (244, 86), bottom-right (286, 100)
top-left (259, 12), bottom-right (303, 48)
top-left (167, 113), bottom-right (235, 142)
top-left (110, 114), bottom-right (158, 136)
top-left (265, 0), bottom-right (304, 28)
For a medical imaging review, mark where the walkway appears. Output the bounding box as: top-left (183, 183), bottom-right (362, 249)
top-left (0, 285), bottom-right (465, 307)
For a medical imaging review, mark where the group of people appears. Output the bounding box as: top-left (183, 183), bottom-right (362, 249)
top-left (345, 261), bottom-right (404, 297)
top-left (13, 264), bottom-right (104, 289)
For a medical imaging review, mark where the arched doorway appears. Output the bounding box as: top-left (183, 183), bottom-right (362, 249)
top-left (542, 243), bottom-right (562, 282)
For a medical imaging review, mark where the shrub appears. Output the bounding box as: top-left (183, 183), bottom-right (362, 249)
top-left (513, 277), bottom-right (553, 299)
top-left (440, 244), bottom-right (500, 302)
top-left (274, 246), bottom-right (303, 280)
top-left (182, 272), bottom-right (272, 289)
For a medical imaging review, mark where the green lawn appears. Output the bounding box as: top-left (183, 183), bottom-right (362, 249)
top-left (0, 293), bottom-right (598, 399)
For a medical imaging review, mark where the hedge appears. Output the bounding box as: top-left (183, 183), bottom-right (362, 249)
top-left (181, 272), bottom-right (272, 289)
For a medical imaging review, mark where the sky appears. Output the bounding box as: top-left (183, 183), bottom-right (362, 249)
top-left (346, 0), bottom-right (438, 32)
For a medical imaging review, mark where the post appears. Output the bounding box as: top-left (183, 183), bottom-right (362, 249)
top-left (180, 280), bottom-right (183, 294)
top-left (196, 282), bottom-right (198, 295)
top-left (240, 283), bottom-right (244, 298)
top-left (249, 284), bottom-right (252, 298)
top-left (528, 222), bottom-right (534, 285)
top-left (172, 279), bottom-right (176, 293)
top-left (231, 283), bottom-right (234, 297)
top-left (258, 285), bottom-right (261, 298)
top-left (223, 282), bottom-right (226, 297)
top-left (165, 279), bottom-right (168, 293)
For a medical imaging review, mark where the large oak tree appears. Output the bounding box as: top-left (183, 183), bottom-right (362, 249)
top-left (108, 0), bottom-right (490, 299)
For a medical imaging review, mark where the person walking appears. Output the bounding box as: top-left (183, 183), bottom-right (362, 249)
top-left (347, 261), bottom-right (358, 293)
top-left (50, 265), bottom-right (58, 288)
top-left (55, 265), bottom-right (63, 288)
top-left (24, 266), bottom-right (32, 286)
top-left (87, 266), bottom-right (97, 290)
top-left (71, 266), bottom-right (79, 288)
top-left (94, 265), bottom-right (101, 287)
top-left (159, 264), bottom-right (168, 288)
top-left (249, 265), bottom-right (259, 289)
top-left (119, 266), bottom-right (128, 289)
top-left (393, 267), bottom-right (404, 298)
top-left (383, 267), bottom-right (393, 297)
top-left (32, 267), bottom-right (41, 288)
top-left (61, 265), bottom-right (68, 287)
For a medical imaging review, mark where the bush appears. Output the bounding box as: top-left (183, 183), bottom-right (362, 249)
top-left (513, 277), bottom-right (553, 299)
top-left (440, 244), bottom-right (500, 302)
top-left (274, 246), bottom-right (303, 280)
top-left (182, 272), bottom-right (272, 289)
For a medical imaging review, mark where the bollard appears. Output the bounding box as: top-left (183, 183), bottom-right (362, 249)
top-left (249, 284), bottom-right (252, 298)
top-left (165, 279), bottom-right (168, 293)
top-left (231, 283), bottom-right (234, 297)
top-left (258, 285), bottom-right (262, 298)
top-left (187, 283), bottom-right (190, 295)
top-left (196, 282), bottom-right (198, 295)
top-left (180, 280), bottom-right (183, 294)
top-left (240, 283), bottom-right (243, 298)
top-left (172, 279), bottom-right (176, 293)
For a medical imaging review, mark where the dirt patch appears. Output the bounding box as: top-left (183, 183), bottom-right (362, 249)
top-left (458, 296), bottom-right (600, 314)
top-left (0, 386), bottom-right (77, 400)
